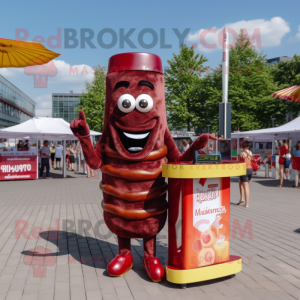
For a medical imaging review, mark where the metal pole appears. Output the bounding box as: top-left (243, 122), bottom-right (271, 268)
top-left (222, 27), bottom-right (229, 139)
top-left (271, 118), bottom-right (275, 127)
top-left (271, 135), bottom-right (276, 179)
top-left (224, 105), bottom-right (227, 138)
top-left (272, 135), bottom-right (275, 155)
top-left (63, 136), bottom-right (67, 178)
top-left (36, 135), bottom-right (38, 179)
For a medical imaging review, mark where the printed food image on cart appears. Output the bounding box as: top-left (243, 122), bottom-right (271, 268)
top-left (187, 177), bottom-right (230, 269)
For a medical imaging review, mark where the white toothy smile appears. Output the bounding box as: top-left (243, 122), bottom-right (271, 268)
top-left (123, 132), bottom-right (150, 139)
top-left (116, 128), bottom-right (152, 154)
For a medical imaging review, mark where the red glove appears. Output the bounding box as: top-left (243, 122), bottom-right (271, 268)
top-left (179, 134), bottom-right (217, 162)
top-left (70, 110), bottom-right (90, 138)
top-left (193, 133), bottom-right (217, 150)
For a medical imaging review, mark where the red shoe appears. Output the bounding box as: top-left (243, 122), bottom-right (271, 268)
top-left (107, 254), bottom-right (133, 277)
top-left (143, 257), bottom-right (165, 282)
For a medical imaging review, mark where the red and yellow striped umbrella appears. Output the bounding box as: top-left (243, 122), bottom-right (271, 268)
top-left (0, 38), bottom-right (60, 68)
top-left (272, 85), bottom-right (300, 102)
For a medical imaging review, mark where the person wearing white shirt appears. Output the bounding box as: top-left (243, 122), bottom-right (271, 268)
top-left (182, 139), bottom-right (190, 152)
top-left (55, 143), bottom-right (64, 170)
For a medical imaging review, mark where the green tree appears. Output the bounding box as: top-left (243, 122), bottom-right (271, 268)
top-left (165, 45), bottom-right (208, 131)
top-left (77, 65), bottom-right (106, 132)
top-left (202, 31), bottom-right (298, 132)
top-left (273, 55), bottom-right (300, 86)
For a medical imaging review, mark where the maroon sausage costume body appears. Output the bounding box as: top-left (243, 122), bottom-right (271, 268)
top-left (70, 52), bottom-right (213, 282)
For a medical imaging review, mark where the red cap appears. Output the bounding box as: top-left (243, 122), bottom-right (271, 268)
top-left (107, 52), bottom-right (163, 74)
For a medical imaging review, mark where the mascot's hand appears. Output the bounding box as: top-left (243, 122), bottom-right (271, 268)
top-left (70, 110), bottom-right (90, 138)
top-left (193, 134), bottom-right (217, 150)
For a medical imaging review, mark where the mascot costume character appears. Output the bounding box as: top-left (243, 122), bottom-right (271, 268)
top-left (70, 52), bottom-right (214, 282)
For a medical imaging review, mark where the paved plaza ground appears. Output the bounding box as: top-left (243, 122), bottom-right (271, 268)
top-left (0, 168), bottom-right (300, 300)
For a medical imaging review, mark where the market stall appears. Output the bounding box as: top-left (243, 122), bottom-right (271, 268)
top-left (232, 116), bottom-right (300, 179)
top-left (0, 139), bottom-right (38, 180)
top-left (0, 117), bottom-right (101, 180)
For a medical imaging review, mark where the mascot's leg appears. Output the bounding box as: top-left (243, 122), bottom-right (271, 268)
top-left (107, 236), bottom-right (133, 277)
top-left (143, 236), bottom-right (165, 282)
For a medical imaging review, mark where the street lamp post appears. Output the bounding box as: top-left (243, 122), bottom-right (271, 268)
top-left (271, 118), bottom-right (276, 127)
top-left (207, 125), bottom-right (211, 134)
top-left (219, 27), bottom-right (231, 139)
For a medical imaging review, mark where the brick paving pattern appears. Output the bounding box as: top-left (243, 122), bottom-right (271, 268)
top-left (0, 169), bottom-right (299, 300)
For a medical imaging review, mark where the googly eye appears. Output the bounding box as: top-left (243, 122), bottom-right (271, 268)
top-left (35, 67), bottom-right (39, 70)
top-left (136, 94), bottom-right (153, 113)
top-left (117, 94), bottom-right (135, 113)
top-left (43, 67), bottom-right (47, 70)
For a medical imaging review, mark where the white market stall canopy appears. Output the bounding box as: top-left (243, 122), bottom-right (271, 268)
top-left (232, 116), bottom-right (300, 140)
top-left (0, 117), bottom-right (101, 140)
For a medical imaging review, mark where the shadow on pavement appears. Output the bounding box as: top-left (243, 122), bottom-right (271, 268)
top-left (21, 230), bottom-right (169, 281)
top-left (21, 230), bottom-right (234, 287)
top-left (22, 230), bottom-right (118, 270)
top-left (252, 179), bottom-right (293, 188)
top-left (39, 170), bottom-right (87, 179)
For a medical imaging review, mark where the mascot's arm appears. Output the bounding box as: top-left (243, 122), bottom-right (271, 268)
top-left (165, 130), bottom-right (216, 162)
top-left (70, 110), bottom-right (103, 169)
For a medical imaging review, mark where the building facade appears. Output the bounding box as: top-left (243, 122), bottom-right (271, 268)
top-left (52, 91), bottom-right (81, 123)
top-left (0, 75), bottom-right (36, 128)
top-left (266, 56), bottom-right (292, 65)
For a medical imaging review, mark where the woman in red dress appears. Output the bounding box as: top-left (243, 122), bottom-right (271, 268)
top-left (277, 140), bottom-right (290, 187)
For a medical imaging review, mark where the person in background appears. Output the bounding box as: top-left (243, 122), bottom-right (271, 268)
top-left (86, 162), bottom-right (94, 178)
top-left (292, 141), bottom-right (300, 188)
top-left (55, 142), bottom-right (63, 170)
top-left (275, 141), bottom-right (282, 153)
top-left (69, 144), bottom-right (76, 171)
top-left (207, 141), bottom-right (215, 151)
top-left (85, 140), bottom-right (97, 177)
top-left (39, 140), bottom-right (51, 179)
top-left (50, 145), bottom-right (55, 170)
top-left (23, 140), bottom-right (30, 151)
top-left (277, 140), bottom-right (291, 187)
top-left (237, 141), bottom-right (253, 208)
top-left (79, 142), bottom-right (87, 175)
top-left (87, 139), bottom-right (96, 178)
top-left (38, 144), bottom-right (42, 168)
top-left (17, 140), bottom-right (24, 151)
top-left (182, 139), bottom-right (189, 152)
top-left (65, 145), bottom-right (70, 170)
